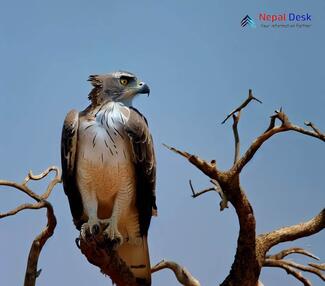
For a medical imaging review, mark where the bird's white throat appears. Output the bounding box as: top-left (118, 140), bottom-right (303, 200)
top-left (96, 101), bottom-right (131, 127)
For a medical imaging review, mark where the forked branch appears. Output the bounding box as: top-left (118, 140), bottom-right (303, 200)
top-left (232, 109), bottom-right (325, 175)
top-left (264, 247), bottom-right (325, 285)
top-left (0, 166), bottom-right (61, 286)
top-left (221, 89), bottom-right (262, 124)
top-left (189, 180), bottom-right (215, 198)
top-left (264, 259), bottom-right (312, 286)
top-left (189, 179), bottom-right (228, 211)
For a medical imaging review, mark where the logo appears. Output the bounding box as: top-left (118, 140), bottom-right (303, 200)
top-left (241, 12), bottom-right (312, 29)
top-left (241, 15), bottom-right (256, 28)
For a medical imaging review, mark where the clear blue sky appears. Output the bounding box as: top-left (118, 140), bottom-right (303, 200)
top-left (0, 1), bottom-right (324, 285)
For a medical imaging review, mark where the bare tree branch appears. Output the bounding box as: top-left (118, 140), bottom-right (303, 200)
top-left (0, 179), bottom-right (40, 201)
top-left (304, 121), bottom-right (324, 137)
top-left (232, 110), bottom-right (325, 175)
top-left (166, 90), bottom-right (325, 286)
top-left (188, 179), bottom-right (228, 211)
top-left (151, 260), bottom-right (200, 286)
top-left (0, 166), bottom-right (61, 202)
top-left (232, 112), bottom-right (241, 164)
top-left (189, 180), bottom-right (215, 198)
top-left (0, 202), bottom-right (45, 219)
top-left (264, 258), bottom-right (325, 284)
top-left (264, 259), bottom-right (312, 286)
top-left (259, 209), bottom-right (325, 252)
top-left (291, 123), bottom-right (325, 141)
top-left (309, 263), bottom-right (325, 271)
top-left (0, 166), bottom-right (61, 286)
top-left (23, 166), bottom-right (62, 199)
top-left (267, 247), bottom-right (320, 261)
top-left (280, 260), bottom-right (325, 281)
top-left (24, 201), bottom-right (57, 286)
top-left (163, 144), bottom-right (223, 182)
top-left (221, 89), bottom-right (262, 124)
top-left (264, 245), bottom-right (325, 282)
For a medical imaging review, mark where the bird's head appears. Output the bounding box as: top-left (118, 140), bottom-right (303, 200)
top-left (87, 71), bottom-right (150, 106)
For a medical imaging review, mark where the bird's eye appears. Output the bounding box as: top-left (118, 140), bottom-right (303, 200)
top-left (120, 78), bottom-right (129, 86)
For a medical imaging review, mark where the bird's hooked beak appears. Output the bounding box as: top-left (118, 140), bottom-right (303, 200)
top-left (137, 82), bottom-right (150, 96)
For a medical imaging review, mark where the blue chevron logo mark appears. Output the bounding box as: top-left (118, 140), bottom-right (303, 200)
top-left (241, 15), bottom-right (256, 28)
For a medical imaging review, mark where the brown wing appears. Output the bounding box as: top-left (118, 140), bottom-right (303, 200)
top-left (61, 109), bottom-right (84, 229)
top-left (125, 107), bottom-right (157, 236)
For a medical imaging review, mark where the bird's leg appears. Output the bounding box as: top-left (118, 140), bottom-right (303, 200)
top-left (80, 190), bottom-right (101, 239)
top-left (125, 212), bottom-right (142, 245)
top-left (103, 183), bottom-right (133, 248)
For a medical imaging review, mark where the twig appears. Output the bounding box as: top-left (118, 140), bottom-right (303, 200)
top-left (221, 89), bottom-right (262, 124)
top-left (188, 180), bottom-right (228, 211)
top-left (305, 121), bottom-right (324, 137)
top-left (232, 112), bottom-right (241, 164)
top-left (23, 166), bottom-right (62, 199)
top-left (189, 180), bottom-right (215, 198)
top-left (152, 260), bottom-right (200, 286)
top-left (221, 90), bottom-right (262, 165)
top-left (267, 247), bottom-right (320, 261)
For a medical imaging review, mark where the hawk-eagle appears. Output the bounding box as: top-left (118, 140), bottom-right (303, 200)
top-left (61, 71), bottom-right (157, 285)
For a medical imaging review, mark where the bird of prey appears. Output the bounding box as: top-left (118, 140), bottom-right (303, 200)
top-left (61, 71), bottom-right (157, 285)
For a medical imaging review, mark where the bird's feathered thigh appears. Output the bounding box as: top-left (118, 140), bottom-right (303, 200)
top-left (77, 102), bottom-right (140, 236)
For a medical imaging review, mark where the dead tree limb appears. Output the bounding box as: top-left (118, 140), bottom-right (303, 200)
top-left (259, 209), bottom-right (325, 252)
top-left (264, 259), bottom-right (312, 286)
top-left (0, 166), bottom-right (61, 286)
top-left (221, 89), bottom-right (262, 124)
top-left (263, 246), bottom-right (325, 286)
top-left (165, 90), bottom-right (325, 286)
top-left (265, 258), bottom-right (325, 282)
top-left (231, 109), bottom-right (325, 175)
top-left (232, 112), bottom-right (241, 164)
top-left (309, 263), bottom-right (325, 271)
top-left (24, 201), bottom-right (57, 286)
top-left (189, 179), bottom-right (216, 198)
top-left (266, 247), bottom-right (320, 261)
top-left (151, 260), bottom-right (201, 286)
